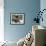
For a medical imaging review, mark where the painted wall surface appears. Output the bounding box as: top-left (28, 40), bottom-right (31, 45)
top-left (40, 0), bottom-right (46, 27)
top-left (4, 0), bottom-right (40, 42)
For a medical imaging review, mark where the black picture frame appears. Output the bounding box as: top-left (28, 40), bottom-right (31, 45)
top-left (10, 13), bottom-right (25, 25)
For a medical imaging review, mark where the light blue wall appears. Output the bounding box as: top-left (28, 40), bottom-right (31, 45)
top-left (40, 0), bottom-right (46, 27)
top-left (4, 0), bottom-right (40, 42)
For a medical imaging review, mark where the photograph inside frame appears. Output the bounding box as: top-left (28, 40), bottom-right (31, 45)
top-left (11, 13), bottom-right (24, 24)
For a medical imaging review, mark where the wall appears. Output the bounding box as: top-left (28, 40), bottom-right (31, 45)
top-left (40, 0), bottom-right (46, 27)
top-left (4, 0), bottom-right (40, 42)
top-left (0, 0), bottom-right (4, 42)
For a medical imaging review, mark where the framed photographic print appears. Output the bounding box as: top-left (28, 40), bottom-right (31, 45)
top-left (10, 13), bottom-right (25, 25)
